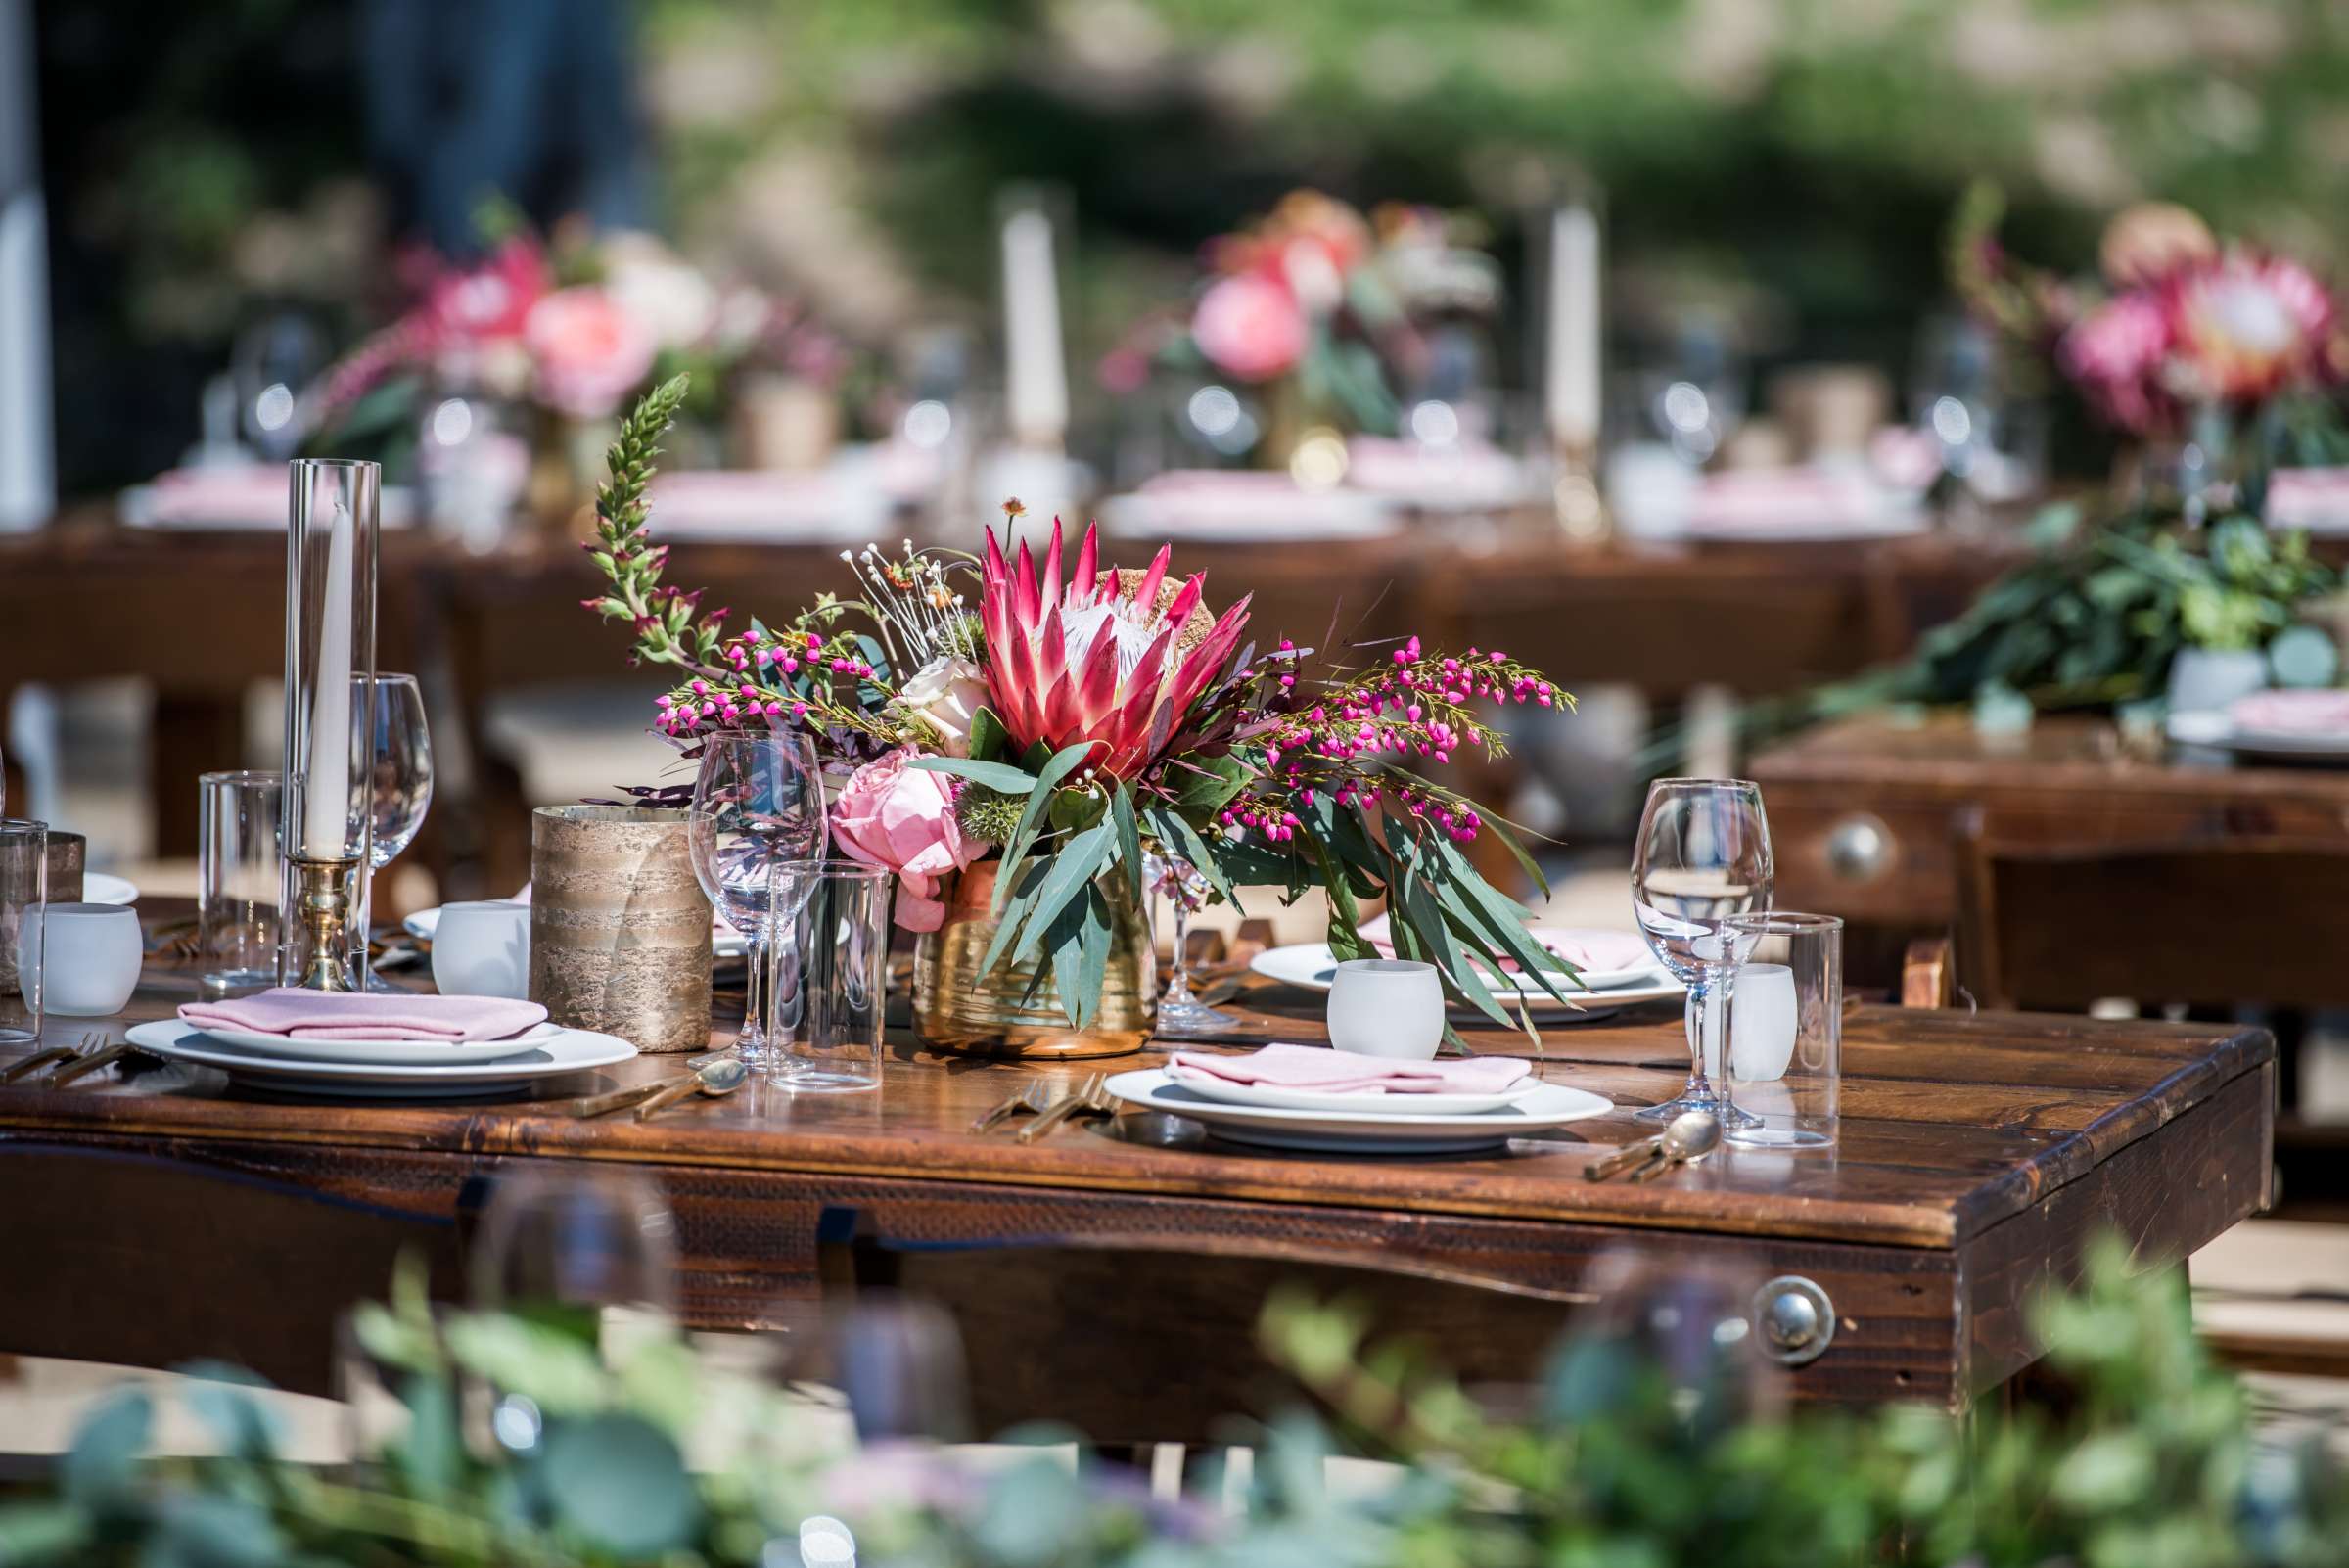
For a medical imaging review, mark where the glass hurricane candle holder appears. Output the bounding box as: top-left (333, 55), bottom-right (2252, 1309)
top-left (280, 459), bottom-right (379, 990)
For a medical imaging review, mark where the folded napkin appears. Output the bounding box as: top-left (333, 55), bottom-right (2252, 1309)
top-left (2229, 688), bottom-right (2349, 736)
top-left (1359, 914), bottom-right (1651, 975)
top-left (1169, 1043), bottom-right (1532, 1096)
top-left (180, 989), bottom-right (548, 1043)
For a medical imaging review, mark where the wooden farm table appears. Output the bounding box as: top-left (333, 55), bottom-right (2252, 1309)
top-left (1751, 713), bottom-right (2349, 957)
top-left (0, 906), bottom-right (2274, 1434)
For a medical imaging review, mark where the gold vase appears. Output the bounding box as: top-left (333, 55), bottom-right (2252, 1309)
top-left (912, 860), bottom-right (1157, 1058)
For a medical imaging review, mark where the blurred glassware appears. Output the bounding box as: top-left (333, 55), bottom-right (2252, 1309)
top-left (470, 1163), bottom-right (678, 1332)
top-left (765, 858), bottom-right (890, 1092)
top-left (687, 732), bottom-right (829, 1065)
top-left (419, 392), bottom-right (530, 554)
top-left (1910, 313), bottom-right (2047, 505)
top-left (1143, 848), bottom-right (1240, 1038)
top-left (1630, 318), bottom-right (1747, 469)
top-left (358, 674), bottom-right (433, 990)
top-left (0, 819), bottom-right (46, 1042)
top-left (781, 1292), bottom-right (971, 1446)
top-left (1551, 1247), bottom-right (1780, 1430)
top-left (1722, 912), bottom-right (1841, 1150)
top-left (232, 310), bottom-right (328, 463)
top-left (199, 770), bottom-right (283, 994)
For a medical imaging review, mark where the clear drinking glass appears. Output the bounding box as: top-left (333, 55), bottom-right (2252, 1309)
top-left (357, 674), bottom-right (433, 991)
top-left (1, 819), bottom-right (48, 1044)
top-left (766, 859), bottom-right (890, 1093)
top-left (1721, 912), bottom-right (1840, 1150)
top-left (1630, 778), bottom-right (1773, 1126)
top-left (199, 771), bottom-right (284, 993)
top-left (687, 732), bottom-right (828, 1064)
top-left (1144, 848), bottom-right (1239, 1038)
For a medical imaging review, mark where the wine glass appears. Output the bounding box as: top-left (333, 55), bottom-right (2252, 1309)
top-left (470, 1164), bottom-right (678, 1340)
top-left (688, 732), bottom-right (828, 1065)
top-left (1144, 848), bottom-right (1238, 1037)
top-left (358, 674), bottom-right (433, 990)
top-left (1630, 778), bottom-right (1773, 1126)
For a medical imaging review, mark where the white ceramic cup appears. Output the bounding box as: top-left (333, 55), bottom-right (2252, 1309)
top-left (431, 900), bottom-right (532, 1000)
top-left (21, 902), bottom-right (143, 1017)
top-left (1326, 958), bottom-right (1445, 1060)
top-left (1727, 962), bottom-right (1798, 1083)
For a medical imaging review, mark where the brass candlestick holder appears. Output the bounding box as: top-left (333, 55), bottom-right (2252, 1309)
top-left (288, 856), bottom-right (361, 992)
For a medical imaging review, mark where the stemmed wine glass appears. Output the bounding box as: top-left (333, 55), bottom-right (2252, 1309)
top-left (687, 732), bottom-right (828, 1065)
top-left (1630, 778), bottom-right (1773, 1126)
top-left (1143, 848), bottom-right (1238, 1037)
top-left (357, 673), bottom-right (433, 992)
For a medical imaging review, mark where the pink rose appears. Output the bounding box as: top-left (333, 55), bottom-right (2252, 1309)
top-left (829, 750), bottom-right (978, 932)
top-left (420, 237), bottom-right (551, 343)
top-left (2059, 289), bottom-right (2172, 434)
top-left (1191, 273), bottom-right (1308, 383)
top-left (524, 286), bottom-right (658, 420)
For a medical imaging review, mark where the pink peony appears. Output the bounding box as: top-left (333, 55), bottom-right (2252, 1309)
top-left (1191, 273), bottom-right (1308, 383)
top-left (829, 749), bottom-right (979, 932)
top-left (524, 286), bottom-right (659, 420)
top-left (419, 237), bottom-right (551, 343)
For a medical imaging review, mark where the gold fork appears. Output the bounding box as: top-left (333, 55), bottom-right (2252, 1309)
top-left (1, 1043), bottom-right (77, 1084)
top-left (971, 1079), bottom-right (1056, 1133)
top-left (49, 1034), bottom-right (134, 1088)
top-left (1017, 1074), bottom-right (1114, 1144)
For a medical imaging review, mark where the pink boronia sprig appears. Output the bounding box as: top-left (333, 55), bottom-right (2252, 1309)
top-left (1264, 637), bottom-right (1565, 767)
top-left (1220, 780), bottom-right (1485, 847)
top-left (650, 625), bottom-right (889, 740)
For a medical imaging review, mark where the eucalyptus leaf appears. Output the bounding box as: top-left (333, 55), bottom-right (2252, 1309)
top-left (536, 1413), bottom-right (701, 1560)
top-left (908, 756), bottom-right (1038, 793)
top-left (1110, 784), bottom-right (1142, 888)
top-left (61, 1390), bottom-right (150, 1508)
top-left (996, 821), bottom-right (1113, 974)
top-left (967, 705), bottom-right (1010, 762)
top-left (997, 743), bottom-right (1097, 914)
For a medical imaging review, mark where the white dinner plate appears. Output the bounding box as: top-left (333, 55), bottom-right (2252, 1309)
top-left (184, 1021), bottom-right (562, 1067)
top-left (2167, 709), bottom-right (2349, 762)
top-left (125, 1020), bottom-right (636, 1098)
top-left (1248, 943), bottom-right (1683, 1016)
top-left (1108, 1068), bottom-right (1611, 1154)
top-left (405, 904), bottom-right (750, 959)
top-left (83, 874), bottom-right (139, 905)
top-left (1164, 1062), bottom-right (1543, 1116)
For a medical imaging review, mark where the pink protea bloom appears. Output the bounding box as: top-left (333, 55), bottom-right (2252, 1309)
top-left (2166, 251), bottom-right (2339, 404)
top-left (979, 517), bottom-right (1252, 782)
top-left (2059, 289), bottom-right (2173, 433)
top-left (1191, 273), bottom-right (1308, 382)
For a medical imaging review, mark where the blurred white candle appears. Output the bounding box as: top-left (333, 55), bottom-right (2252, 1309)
top-left (1545, 205), bottom-right (1600, 451)
top-left (1729, 962), bottom-right (1797, 1083)
top-left (1000, 207), bottom-right (1067, 451)
top-left (301, 502), bottom-right (353, 859)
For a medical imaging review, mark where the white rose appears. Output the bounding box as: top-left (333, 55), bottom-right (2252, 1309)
top-left (599, 233), bottom-right (718, 350)
top-left (899, 656), bottom-right (990, 758)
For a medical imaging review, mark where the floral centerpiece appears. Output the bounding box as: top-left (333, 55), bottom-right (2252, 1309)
top-left (587, 378), bottom-right (1577, 1055)
top-left (306, 221), bottom-right (861, 526)
top-left (1099, 191), bottom-right (1501, 469)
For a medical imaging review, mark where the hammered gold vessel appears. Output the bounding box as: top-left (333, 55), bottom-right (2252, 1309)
top-left (912, 861), bottom-right (1158, 1058)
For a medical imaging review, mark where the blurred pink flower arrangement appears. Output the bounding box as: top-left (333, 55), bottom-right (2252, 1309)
top-left (1958, 192), bottom-right (2345, 438)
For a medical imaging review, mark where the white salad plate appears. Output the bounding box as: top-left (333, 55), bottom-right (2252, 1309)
top-left (1163, 1062), bottom-right (1543, 1117)
top-left (182, 1021), bottom-right (563, 1067)
top-left (124, 1020), bottom-right (636, 1098)
top-left (83, 874), bottom-right (139, 905)
top-left (2167, 709), bottom-right (2349, 762)
top-left (1106, 1068), bottom-right (1611, 1155)
top-left (1247, 943), bottom-right (1683, 1016)
top-left (405, 904), bottom-right (750, 959)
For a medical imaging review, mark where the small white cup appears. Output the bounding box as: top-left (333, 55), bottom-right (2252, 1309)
top-left (1326, 959), bottom-right (1445, 1060)
top-left (22, 902), bottom-right (143, 1017)
top-left (431, 900), bottom-right (532, 999)
top-left (1728, 963), bottom-right (1798, 1083)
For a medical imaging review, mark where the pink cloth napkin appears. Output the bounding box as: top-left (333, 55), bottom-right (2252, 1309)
top-left (180, 989), bottom-right (547, 1043)
top-left (1168, 1043), bottom-right (1532, 1096)
top-left (2229, 689), bottom-right (2349, 736)
top-left (1359, 915), bottom-right (1651, 974)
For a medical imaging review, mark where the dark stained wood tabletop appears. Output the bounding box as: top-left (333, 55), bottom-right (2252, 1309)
top-left (0, 902), bottom-right (2276, 1424)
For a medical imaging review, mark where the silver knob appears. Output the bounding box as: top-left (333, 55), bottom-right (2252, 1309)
top-left (1752, 1276), bottom-right (1835, 1365)
top-left (1824, 814), bottom-right (1891, 882)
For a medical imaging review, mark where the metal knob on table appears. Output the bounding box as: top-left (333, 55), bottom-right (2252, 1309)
top-left (1824, 813), bottom-right (1892, 882)
top-left (1752, 1275), bottom-right (1836, 1366)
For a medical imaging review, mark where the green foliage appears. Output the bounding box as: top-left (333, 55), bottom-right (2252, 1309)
top-left (4, 1238), bottom-right (2344, 1568)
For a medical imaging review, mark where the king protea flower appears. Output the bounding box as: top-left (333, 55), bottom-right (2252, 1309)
top-left (2166, 251), bottom-right (2338, 405)
top-left (980, 518), bottom-right (1251, 780)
